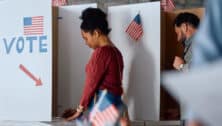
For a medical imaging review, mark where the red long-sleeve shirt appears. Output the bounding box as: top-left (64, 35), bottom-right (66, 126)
top-left (79, 45), bottom-right (124, 109)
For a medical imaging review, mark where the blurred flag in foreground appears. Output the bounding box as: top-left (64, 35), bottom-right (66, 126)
top-left (89, 90), bottom-right (121, 126)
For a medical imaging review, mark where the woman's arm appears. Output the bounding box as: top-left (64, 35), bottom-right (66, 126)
top-left (79, 47), bottom-right (112, 110)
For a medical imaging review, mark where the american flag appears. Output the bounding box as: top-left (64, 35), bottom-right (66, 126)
top-left (89, 90), bottom-right (120, 126)
top-left (161, 0), bottom-right (175, 12)
top-left (52, 0), bottom-right (67, 6)
top-left (125, 14), bottom-right (143, 41)
top-left (23, 16), bottom-right (44, 35)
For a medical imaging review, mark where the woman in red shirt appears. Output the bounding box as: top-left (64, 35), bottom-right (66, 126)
top-left (64, 8), bottom-right (125, 121)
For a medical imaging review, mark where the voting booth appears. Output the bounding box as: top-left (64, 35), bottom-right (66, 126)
top-left (57, 2), bottom-right (161, 121)
top-left (57, 3), bottom-right (97, 116)
top-left (0, 0), bottom-right (53, 121)
top-left (160, 8), bottom-right (204, 120)
top-left (108, 2), bottom-right (160, 121)
top-left (0, 0), bottom-right (206, 122)
top-left (0, 1), bottom-right (161, 121)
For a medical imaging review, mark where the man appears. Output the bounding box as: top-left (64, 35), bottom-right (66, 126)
top-left (173, 12), bottom-right (200, 71)
top-left (173, 12), bottom-right (201, 126)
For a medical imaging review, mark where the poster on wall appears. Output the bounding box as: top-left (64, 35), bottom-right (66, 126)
top-left (0, 0), bottom-right (52, 121)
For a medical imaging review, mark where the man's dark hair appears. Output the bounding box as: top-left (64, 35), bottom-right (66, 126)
top-left (174, 12), bottom-right (200, 28)
top-left (80, 8), bottom-right (111, 35)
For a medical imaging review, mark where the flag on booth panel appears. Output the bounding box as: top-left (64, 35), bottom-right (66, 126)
top-left (125, 13), bottom-right (143, 41)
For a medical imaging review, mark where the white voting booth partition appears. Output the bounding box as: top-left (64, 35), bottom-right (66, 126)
top-left (57, 4), bottom-right (97, 115)
top-left (0, 0), bottom-right (52, 121)
top-left (108, 2), bottom-right (160, 120)
top-left (57, 2), bottom-right (160, 121)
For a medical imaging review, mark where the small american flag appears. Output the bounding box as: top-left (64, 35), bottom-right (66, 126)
top-left (125, 14), bottom-right (143, 41)
top-left (89, 90), bottom-right (120, 126)
top-left (52, 0), bottom-right (67, 6)
top-left (161, 0), bottom-right (175, 12)
top-left (23, 16), bottom-right (44, 35)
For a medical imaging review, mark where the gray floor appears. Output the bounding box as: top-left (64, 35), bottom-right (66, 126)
top-left (0, 120), bottom-right (182, 126)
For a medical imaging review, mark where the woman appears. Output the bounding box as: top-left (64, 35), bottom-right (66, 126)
top-left (63, 8), bottom-right (125, 123)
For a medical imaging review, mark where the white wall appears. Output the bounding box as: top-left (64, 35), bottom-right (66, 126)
top-left (108, 2), bottom-right (160, 120)
top-left (57, 4), bottom-right (97, 115)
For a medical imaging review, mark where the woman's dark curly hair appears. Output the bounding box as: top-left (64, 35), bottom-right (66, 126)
top-left (80, 8), bottom-right (111, 35)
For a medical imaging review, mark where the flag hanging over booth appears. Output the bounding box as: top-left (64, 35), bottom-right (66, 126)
top-left (52, 0), bottom-right (67, 6)
top-left (161, 0), bottom-right (175, 11)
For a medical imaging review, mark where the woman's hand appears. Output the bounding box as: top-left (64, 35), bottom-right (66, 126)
top-left (62, 108), bottom-right (82, 121)
top-left (62, 106), bottom-right (84, 121)
top-left (65, 111), bottom-right (82, 121)
top-left (62, 108), bottom-right (76, 119)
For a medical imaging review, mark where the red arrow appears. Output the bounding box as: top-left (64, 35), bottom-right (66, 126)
top-left (19, 64), bottom-right (42, 86)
